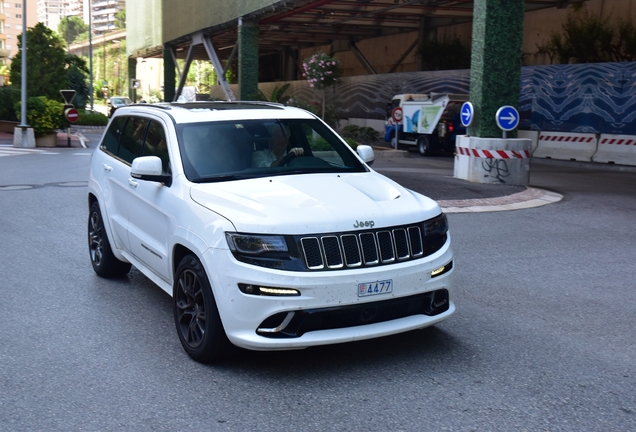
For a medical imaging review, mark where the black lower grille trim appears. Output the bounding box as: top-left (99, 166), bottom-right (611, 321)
top-left (257, 289), bottom-right (449, 338)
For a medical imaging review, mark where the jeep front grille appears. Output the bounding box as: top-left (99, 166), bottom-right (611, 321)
top-left (299, 223), bottom-right (438, 271)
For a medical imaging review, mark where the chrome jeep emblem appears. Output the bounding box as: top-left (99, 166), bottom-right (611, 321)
top-left (353, 220), bottom-right (375, 228)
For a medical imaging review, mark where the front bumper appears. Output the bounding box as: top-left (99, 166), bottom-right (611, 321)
top-left (203, 236), bottom-right (454, 351)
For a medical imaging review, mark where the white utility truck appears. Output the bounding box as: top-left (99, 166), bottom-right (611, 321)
top-left (385, 93), bottom-right (468, 156)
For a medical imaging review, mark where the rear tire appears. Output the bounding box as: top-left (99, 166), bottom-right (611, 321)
top-left (417, 137), bottom-right (431, 156)
top-left (88, 201), bottom-right (131, 278)
top-left (173, 254), bottom-right (232, 363)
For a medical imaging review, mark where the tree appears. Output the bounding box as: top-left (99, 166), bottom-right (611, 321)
top-left (115, 8), bottom-right (126, 29)
top-left (10, 23), bottom-right (89, 104)
top-left (302, 52), bottom-right (341, 120)
top-left (537, 10), bottom-right (636, 63)
top-left (58, 16), bottom-right (88, 47)
top-left (65, 55), bottom-right (90, 108)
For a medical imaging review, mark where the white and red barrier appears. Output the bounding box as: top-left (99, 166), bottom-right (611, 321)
top-left (456, 146), bottom-right (531, 159)
top-left (454, 136), bottom-right (531, 186)
top-left (592, 135), bottom-right (636, 166)
top-left (533, 132), bottom-right (597, 161)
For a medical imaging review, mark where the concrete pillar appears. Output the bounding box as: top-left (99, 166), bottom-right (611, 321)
top-left (13, 127), bottom-right (35, 148)
top-left (128, 57), bottom-right (137, 102)
top-left (163, 46), bottom-right (176, 103)
top-left (468, 0), bottom-right (525, 138)
top-left (238, 20), bottom-right (259, 100)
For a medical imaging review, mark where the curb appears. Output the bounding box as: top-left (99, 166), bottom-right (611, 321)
top-left (71, 126), bottom-right (106, 134)
top-left (439, 187), bottom-right (563, 214)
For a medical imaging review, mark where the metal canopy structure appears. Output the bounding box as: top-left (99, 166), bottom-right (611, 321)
top-left (150, 0), bottom-right (579, 62)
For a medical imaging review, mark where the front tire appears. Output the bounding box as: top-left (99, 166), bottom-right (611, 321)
top-left (173, 254), bottom-right (231, 363)
top-left (88, 201), bottom-right (131, 278)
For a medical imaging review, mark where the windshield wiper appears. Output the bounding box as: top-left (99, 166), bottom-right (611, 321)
top-left (193, 173), bottom-right (255, 183)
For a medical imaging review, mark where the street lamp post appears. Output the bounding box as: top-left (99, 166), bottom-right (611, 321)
top-left (102, 33), bottom-right (107, 99)
top-left (19, 0), bottom-right (27, 128)
top-left (88, 2), bottom-right (93, 111)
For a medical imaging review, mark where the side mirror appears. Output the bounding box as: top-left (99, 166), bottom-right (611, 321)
top-left (131, 156), bottom-right (172, 186)
top-left (356, 145), bottom-right (375, 166)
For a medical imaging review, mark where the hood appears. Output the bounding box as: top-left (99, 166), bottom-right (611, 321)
top-left (190, 172), bottom-right (441, 234)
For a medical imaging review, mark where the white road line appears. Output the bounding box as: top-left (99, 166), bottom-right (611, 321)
top-left (0, 146), bottom-right (45, 157)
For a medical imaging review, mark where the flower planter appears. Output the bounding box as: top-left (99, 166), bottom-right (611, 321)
top-left (35, 133), bottom-right (58, 148)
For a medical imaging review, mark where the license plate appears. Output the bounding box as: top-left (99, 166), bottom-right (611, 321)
top-left (358, 279), bottom-right (393, 297)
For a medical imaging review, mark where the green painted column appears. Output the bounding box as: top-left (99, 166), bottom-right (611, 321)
top-left (163, 46), bottom-right (176, 103)
top-left (128, 57), bottom-right (137, 102)
top-left (468, 0), bottom-right (525, 138)
top-left (238, 20), bottom-right (259, 101)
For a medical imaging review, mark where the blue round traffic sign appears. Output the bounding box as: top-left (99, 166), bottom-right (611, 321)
top-left (495, 105), bottom-right (519, 131)
top-left (460, 102), bottom-right (474, 127)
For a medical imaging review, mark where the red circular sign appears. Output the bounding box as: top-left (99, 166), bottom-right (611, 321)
top-left (392, 107), bottom-right (403, 123)
top-left (65, 108), bottom-right (79, 123)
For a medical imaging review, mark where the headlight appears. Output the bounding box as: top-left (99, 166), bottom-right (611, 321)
top-left (424, 213), bottom-right (448, 236)
top-left (226, 233), bottom-right (288, 255)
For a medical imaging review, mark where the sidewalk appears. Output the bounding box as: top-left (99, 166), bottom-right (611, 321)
top-left (0, 130), bottom-right (87, 148)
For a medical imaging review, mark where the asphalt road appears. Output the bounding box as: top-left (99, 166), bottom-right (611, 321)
top-left (1, 138), bottom-right (635, 431)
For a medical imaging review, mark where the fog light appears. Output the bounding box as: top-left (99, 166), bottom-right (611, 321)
top-left (431, 261), bottom-right (453, 278)
top-left (239, 283), bottom-right (300, 296)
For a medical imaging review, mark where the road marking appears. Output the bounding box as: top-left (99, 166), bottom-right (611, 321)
top-left (0, 145), bottom-right (46, 157)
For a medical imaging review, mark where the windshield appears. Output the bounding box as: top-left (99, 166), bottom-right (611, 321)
top-left (112, 97), bottom-right (131, 105)
top-left (177, 118), bottom-right (368, 183)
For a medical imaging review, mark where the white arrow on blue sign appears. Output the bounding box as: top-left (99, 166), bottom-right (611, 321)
top-left (495, 105), bottom-right (519, 131)
top-left (460, 102), bottom-right (474, 127)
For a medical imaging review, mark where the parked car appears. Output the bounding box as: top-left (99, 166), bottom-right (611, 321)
top-left (87, 101), bottom-right (455, 363)
top-left (107, 96), bottom-right (132, 117)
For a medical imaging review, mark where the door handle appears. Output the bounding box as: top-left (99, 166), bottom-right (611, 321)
top-left (103, 164), bottom-right (113, 172)
top-left (128, 179), bottom-right (139, 188)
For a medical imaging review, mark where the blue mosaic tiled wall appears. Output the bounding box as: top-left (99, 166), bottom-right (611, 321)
top-left (248, 62), bottom-right (636, 135)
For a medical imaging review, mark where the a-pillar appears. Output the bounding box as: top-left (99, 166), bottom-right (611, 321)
top-left (163, 46), bottom-right (176, 103)
top-left (238, 20), bottom-right (259, 101)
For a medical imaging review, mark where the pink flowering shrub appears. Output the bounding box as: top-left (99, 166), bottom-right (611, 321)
top-left (302, 52), bottom-right (340, 90)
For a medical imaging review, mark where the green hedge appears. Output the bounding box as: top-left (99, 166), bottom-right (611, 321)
top-left (16, 97), bottom-right (64, 137)
top-left (340, 124), bottom-right (380, 144)
top-left (77, 109), bottom-right (108, 126)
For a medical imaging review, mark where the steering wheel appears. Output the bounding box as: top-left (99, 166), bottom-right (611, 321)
top-left (278, 152), bottom-right (297, 166)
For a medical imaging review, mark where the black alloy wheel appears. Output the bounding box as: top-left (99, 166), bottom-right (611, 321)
top-left (88, 201), bottom-right (131, 278)
top-left (173, 254), bottom-right (231, 363)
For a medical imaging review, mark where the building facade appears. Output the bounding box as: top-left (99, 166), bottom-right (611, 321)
top-left (0, 0), bottom-right (38, 72)
top-left (35, 0), bottom-right (124, 36)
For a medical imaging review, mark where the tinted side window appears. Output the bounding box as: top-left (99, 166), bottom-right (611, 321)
top-left (101, 116), bottom-right (127, 155)
top-left (118, 117), bottom-right (149, 164)
top-left (143, 120), bottom-right (170, 174)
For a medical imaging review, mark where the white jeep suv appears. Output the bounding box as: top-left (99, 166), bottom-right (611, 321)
top-left (88, 101), bottom-right (454, 363)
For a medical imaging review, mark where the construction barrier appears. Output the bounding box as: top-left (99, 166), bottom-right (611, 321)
top-left (593, 134), bottom-right (636, 166)
top-left (533, 132), bottom-right (597, 162)
top-left (454, 136), bottom-right (531, 186)
top-left (518, 130), bottom-right (539, 153)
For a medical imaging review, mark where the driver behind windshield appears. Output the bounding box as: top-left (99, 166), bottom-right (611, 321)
top-left (252, 124), bottom-right (304, 167)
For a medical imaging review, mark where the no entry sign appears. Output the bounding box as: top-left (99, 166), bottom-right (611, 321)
top-left (65, 108), bottom-right (80, 123)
